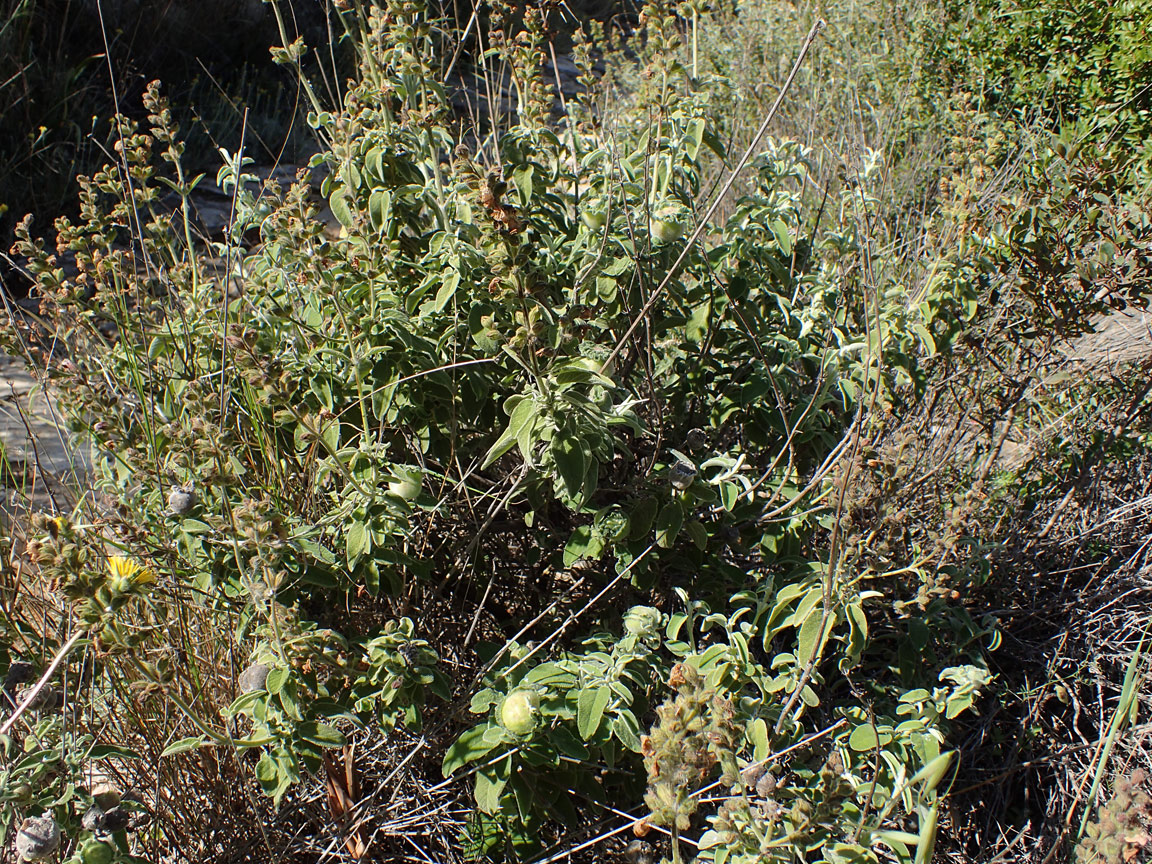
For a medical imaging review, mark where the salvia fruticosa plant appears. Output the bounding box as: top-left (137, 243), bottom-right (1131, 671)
top-left (18, 0), bottom-right (1152, 858)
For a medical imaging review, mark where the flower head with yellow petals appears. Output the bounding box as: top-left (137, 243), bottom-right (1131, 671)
top-left (106, 556), bottom-right (156, 591)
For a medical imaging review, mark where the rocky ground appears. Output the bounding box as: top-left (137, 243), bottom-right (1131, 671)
top-left (0, 351), bottom-right (87, 524)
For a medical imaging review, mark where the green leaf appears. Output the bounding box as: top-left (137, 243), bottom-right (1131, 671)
top-left (604, 257), bottom-right (632, 276)
top-left (796, 606), bottom-right (826, 665)
top-left (512, 164), bottom-right (534, 206)
top-left (848, 724), bottom-right (893, 752)
top-left (321, 417), bottom-right (341, 453)
top-left (330, 190), bottom-right (354, 229)
top-left (748, 718), bottom-right (770, 762)
top-left (611, 710), bottom-right (642, 751)
top-left (365, 146), bottom-right (384, 180)
top-left (443, 725), bottom-right (499, 776)
top-left (87, 744), bottom-right (141, 761)
top-left (914, 802), bottom-right (941, 864)
top-left (278, 679), bottom-right (303, 722)
top-left (346, 519), bottom-right (369, 566)
top-left (310, 376), bottom-right (333, 410)
top-left (549, 725), bottom-right (589, 760)
top-left (524, 662), bottom-right (577, 689)
top-left (475, 757), bottom-right (511, 814)
top-left (719, 482), bottom-right (740, 510)
top-left (770, 219), bottom-right (793, 255)
top-left (434, 268), bottom-right (461, 312)
top-left (265, 667), bottom-right (289, 695)
top-left (684, 117), bottom-right (706, 161)
top-left (910, 751), bottom-right (954, 797)
top-left (577, 686), bottom-right (611, 741)
top-left (685, 520), bottom-right (708, 550)
top-left (655, 500), bottom-right (684, 548)
top-left (470, 688), bottom-right (501, 714)
top-left (255, 751), bottom-right (278, 789)
top-left (368, 188), bottom-right (391, 232)
top-left (563, 525), bottom-right (605, 567)
top-left (553, 436), bottom-right (587, 499)
top-left (841, 601), bottom-right (868, 672)
top-left (912, 320), bottom-right (937, 354)
top-left (483, 396), bottom-right (538, 468)
top-left (297, 721), bottom-right (345, 748)
top-left (161, 736), bottom-right (206, 757)
top-left (514, 405), bottom-right (540, 465)
top-left (345, 161), bottom-right (363, 190)
top-left (628, 497), bottom-right (659, 539)
top-left (686, 299), bottom-right (711, 342)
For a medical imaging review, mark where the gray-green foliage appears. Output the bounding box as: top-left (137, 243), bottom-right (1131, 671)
top-left (1, 0), bottom-right (1062, 859)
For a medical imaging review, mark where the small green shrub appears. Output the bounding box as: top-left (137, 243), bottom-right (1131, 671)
top-left (0, 0), bottom-right (1055, 859)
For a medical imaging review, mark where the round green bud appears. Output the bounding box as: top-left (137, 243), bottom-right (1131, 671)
top-left (623, 605), bottom-right (662, 636)
top-left (500, 690), bottom-right (540, 736)
top-left (79, 840), bottom-right (115, 864)
top-left (388, 468), bottom-right (423, 501)
top-left (649, 207), bottom-right (686, 244)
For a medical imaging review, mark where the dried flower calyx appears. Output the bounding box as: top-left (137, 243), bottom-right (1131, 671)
top-left (14, 815), bottom-right (60, 861)
top-left (1076, 770), bottom-right (1152, 864)
top-left (167, 485), bottom-right (198, 516)
top-left (640, 664), bottom-right (740, 833)
top-left (238, 662), bottom-right (271, 694)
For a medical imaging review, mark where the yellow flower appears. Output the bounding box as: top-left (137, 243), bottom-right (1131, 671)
top-left (106, 556), bottom-right (156, 586)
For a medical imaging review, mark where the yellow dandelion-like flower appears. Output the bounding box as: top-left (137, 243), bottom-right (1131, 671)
top-left (107, 555), bottom-right (156, 586)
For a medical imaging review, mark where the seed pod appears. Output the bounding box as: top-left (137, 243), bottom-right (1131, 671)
top-left (623, 605), bottom-right (661, 636)
top-left (740, 761), bottom-right (766, 790)
top-left (82, 804), bottom-right (106, 832)
top-left (99, 807), bottom-right (131, 832)
top-left (238, 663), bottom-right (270, 694)
top-left (683, 428), bottom-right (707, 451)
top-left (16, 684), bottom-right (61, 713)
top-left (167, 486), bottom-right (197, 516)
top-left (668, 461), bottom-right (697, 490)
top-left (3, 660), bottom-right (35, 692)
top-left (91, 783), bottom-right (121, 811)
top-left (649, 204), bottom-right (686, 244)
top-left (397, 643), bottom-right (422, 667)
top-left (387, 468), bottom-right (422, 501)
top-left (755, 771), bottom-right (777, 798)
top-left (14, 815), bottom-right (60, 861)
top-left (625, 839), bottom-right (654, 864)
